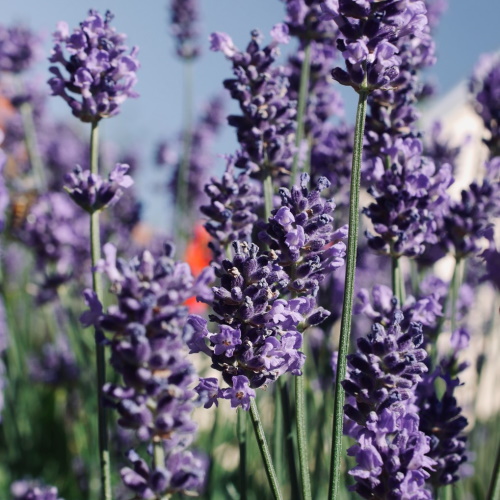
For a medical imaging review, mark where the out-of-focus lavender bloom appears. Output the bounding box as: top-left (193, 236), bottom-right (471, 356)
top-left (162, 95), bottom-right (226, 218)
top-left (10, 480), bottom-right (63, 500)
top-left (363, 137), bottom-right (452, 257)
top-left (169, 0), bottom-right (201, 59)
top-left (416, 328), bottom-right (470, 486)
top-left (0, 23), bottom-right (42, 74)
top-left (343, 311), bottom-right (435, 498)
top-left (425, 0), bottom-right (449, 29)
top-left (0, 296), bottom-right (8, 421)
top-left (64, 163), bottom-right (133, 213)
top-left (81, 243), bottom-right (213, 497)
top-left (0, 147), bottom-right (9, 232)
top-left (259, 174), bottom-right (347, 296)
top-left (201, 159), bottom-right (262, 264)
top-left (29, 335), bottom-right (80, 387)
top-left (186, 241), bottom-right (328, 406)
top-left (48, 10), bottom-right (139, 122)
top-left (424, 121), bottom-right (463, 173)
top-left (470, 51), bottom-right (500, 156)
top-left (321, 0), bottom-right (428, 91)
top-left (211, 29), bottom-right (297, 179)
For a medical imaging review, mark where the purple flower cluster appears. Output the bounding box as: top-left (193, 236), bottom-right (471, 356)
top-left (169, 0), bottom-right (201, 59)
top-left (321, 0), bottom-right (429, 91)
top-left (470, 51), bottom-right (500, 156)
top-left (10, 480), bottom-right (63, 500)
top-left (363, 137), bottom-right (452, 257)
top-left (48, 10), bottom-right (139, 122)
top-left (0, 23), bottom-right (42, 74)
top-left (201, 159), bottom-right (262, 263)
top-left (343, 310), bottom-right (435, 498)
top-left (210, 28), bottom-right (297, 179)
top-left (64, 163), bottom-right (133, 213)
top-left (186, 241), bottom-right (329, 408)
top-left (81, 243), bottom-right (213, 497)
top-left (259, 174), bottom-right (347, 296)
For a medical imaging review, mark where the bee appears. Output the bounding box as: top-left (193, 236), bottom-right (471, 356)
top-left (9, 190), bottom-right (38, 229)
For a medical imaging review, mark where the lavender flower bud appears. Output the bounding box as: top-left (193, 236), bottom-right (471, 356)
top-left (0, 23), bottom-right (42, 74)
top-left (169, 0), bottom-right (201, 59)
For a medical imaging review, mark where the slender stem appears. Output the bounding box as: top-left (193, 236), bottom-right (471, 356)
top-left (237, 409), bottom-right (248, 500)
top-left (450, 258), bottom-right (462, 334)
top-left (279, 379), bottom-right (300, 497)
top-left (19, 100), bottom-right (46, 191)
top-left (295, 374), bottom-right (312, 500)
top-left (175, 59), bottom-right (194, 247)
top-left (89, 121), bottom-right (112, 500)
top-left (328, 90), bottom-right (368, 500)
top-left (487, 437), bottom-right (500, 500)
top-left (273, 383), bottom-right (284, 488)
top-left (153, 440), bottom-right (170, 500)
top-left (291, 43), bottom-right (311, 186)
top-left (249, 399), bottom-right (283, 500)
top-left (264, 171), bottom-right (274, 221)
top-left (391, 256), bottom-right (405, 305)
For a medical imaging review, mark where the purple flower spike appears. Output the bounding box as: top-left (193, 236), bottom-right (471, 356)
top-left (10, 480), bottom-right (64, 500)
top-left (169, 0), bottom-right (201, 59)
top-left (0, 23), bottom-right (42, 74)
top-left (222, 375), bottom-right (256, 411)
top-left (48, 10), bottom-right (139, 122)
top-left (64, 163), bottom-right (133, 213)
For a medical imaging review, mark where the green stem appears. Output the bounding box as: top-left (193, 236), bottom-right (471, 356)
top-left (249, 399), bottom-right (283, 500)
top-left (487, 437), bottom-right (500, 500)
top-left (273, 383), bottom-right (284, 488)
top-left (264, 171), bottom-right (274, 221)
top-left (237, 409), bottom-right (248, 500)
top-left (89, 121), bottom-right (112, 500)
top-left (291, 43), bottom-right (311, 186)
top-left (450, 258), bottom-right (462, 334)
top-left (175, 59), bottom-right (194, 247)
top-left (279, 379), bottom-right (300, 497)
top-left (19, 99), bottom-right (46, 191)
top-left (153, 440), bottom-right (170, 500)
top-left (328, 90), bottom-right (368, 500)
top-left (391, 256), bottom-right (405, 305)
top-left (295, 374), bottom-right (312, 500)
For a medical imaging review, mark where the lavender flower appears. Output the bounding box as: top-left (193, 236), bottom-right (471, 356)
top-left (169, 0), bottom-right (201, 59)
top-left (81, 243), bottom-right (213, 497)
top-left (211, 29), bottom-right (297, 179)
top-left (64, 163), bottom-right (134, 213)
top-left (0, 23), bottom-right (42, 74)
top-left (10, 480), bottom-right (63, 500)
top-left (259, 173), bottom-right (347, 296)
top-left (343, 311), bottom-right (435, 498)
top-left (201, 159), bottom-right (262, 264)
top-left (48, 10), bottom-right (139, 122)
top-left (321, 0), bottom-right (428, 91)
top-left (186, 241), bottom-right (328, 407)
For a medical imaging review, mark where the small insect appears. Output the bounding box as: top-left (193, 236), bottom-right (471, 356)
top-left (9, 190), bottom-right (38, 228)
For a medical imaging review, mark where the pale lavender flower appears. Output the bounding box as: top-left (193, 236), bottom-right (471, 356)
top-left (0, 23), bottom-right (42, 74)
top-left (10, 480), bottom-right (63, 500)
top-left (48, 10), bottom-right (139, 122)
top-left (169, 0), bottom-right (201, 59)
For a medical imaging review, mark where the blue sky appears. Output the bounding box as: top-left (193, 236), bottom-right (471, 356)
top-left (3, 0), bottom-right (500, 227)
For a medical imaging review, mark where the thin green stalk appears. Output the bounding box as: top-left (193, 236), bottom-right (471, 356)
top-left (273, 383), bottom-right (284, 487)
top-left (175, 59), bottom-right (194, 247)
top-left (238, 409), bottom-right (248, 500)
top-left (295, 374), bottom-right (311, 500)
top-left (279, 379), bottom-right (300, 497)
top-left (264, 171), bottom-right (274, 221)
top-left (89, 121), bottom-right (112, 500)
top-left (19, 100), bottom-right (46, 191)
top-left (153, 440), bottom-right (170, 500)
top-left (487, 437), bottom-right (500, 500)
top-left (328, 90), bottom-right (368, 500)
top-left (391, 256), bottom-right (405, 305)
top-left (450, 258), bottom-right (462, 334)
top-left (249, 399), bottom-right (283, 500)
top-left (291, 43), bottom-right (311, 186)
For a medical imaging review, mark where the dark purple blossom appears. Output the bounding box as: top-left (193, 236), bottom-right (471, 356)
top-left (0, 23), bottom-right (42, 74)
top-left (211, 29), bottom-right (297, 179)
top-left (48, 10), bottom-right (139, 122)
top-left (169, 0), bottom-right (201, 59)
top-left (195, 377), bottom-right (223, 409)
top-left (259, 173), bottom-right (347, 296)
top-left (64, 163), bottom-right (133, 213)
top-left (10, 480), bottom-right (63, 500)
top-left (221, 375), bottom-right (256, 411)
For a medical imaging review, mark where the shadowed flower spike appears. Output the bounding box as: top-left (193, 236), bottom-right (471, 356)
top-left (48, 10), bottom-right (139, 122)
top-left (10, 480), bottom-right (64, 500)
top-left (0, 23), bottom-right (42, 74)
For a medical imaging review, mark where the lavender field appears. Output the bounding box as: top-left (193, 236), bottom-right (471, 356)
top-left (0, 1), bottom-right (499, 499)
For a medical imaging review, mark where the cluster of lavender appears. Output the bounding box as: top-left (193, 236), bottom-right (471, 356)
top-left (10, 480), bottom-right (63, 500)
top-left (48, 10), bottom-right (139, 122)
top-left (0, 23), bottom-right (41, 74)
top-left (169, 0), bottom-right (201, 59)
top-left (82, 243), bottom-right (213, 497)
top-left (200, 159), bottom-right (262, 264)
top-left (343, 310), bottom-right (436, 498)
top-left (157, 95), bottom-right (226, 220)
top-left (210, 27), bottom-right (297, 180)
